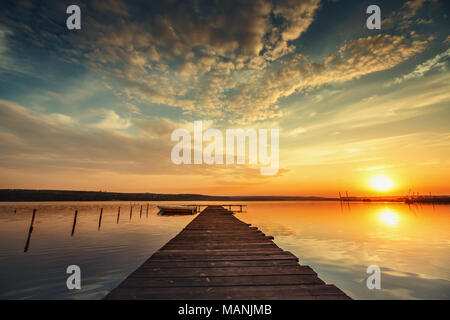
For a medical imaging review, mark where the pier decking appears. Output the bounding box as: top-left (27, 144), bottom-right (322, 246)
top-left (105, 206), bottom-right (350, 300)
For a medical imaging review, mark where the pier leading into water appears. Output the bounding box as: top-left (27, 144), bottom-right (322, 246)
top-left (105, 205), bottom-right (350, 300)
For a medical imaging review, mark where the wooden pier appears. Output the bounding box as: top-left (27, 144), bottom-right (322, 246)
top-left (105, 206), bottom-right (350, 300)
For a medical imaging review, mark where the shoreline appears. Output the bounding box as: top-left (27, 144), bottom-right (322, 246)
top-left (0, 189), bottom-right (448, 204)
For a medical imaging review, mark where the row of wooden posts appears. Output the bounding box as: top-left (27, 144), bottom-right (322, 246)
top-left (22, 203), bottom-right (151, 253)
top-left (338, 191), bottom-right (351, 202)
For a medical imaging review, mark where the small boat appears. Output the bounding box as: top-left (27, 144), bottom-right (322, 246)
top-left (157, 205), bottom-right (197, 215)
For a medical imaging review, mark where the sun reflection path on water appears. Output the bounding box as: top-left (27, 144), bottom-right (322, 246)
top-left (379, 209), bottom-right (399, 227)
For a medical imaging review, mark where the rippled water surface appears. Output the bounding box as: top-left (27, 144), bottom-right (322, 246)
top-left (0, 201), bottom-right (448, 299)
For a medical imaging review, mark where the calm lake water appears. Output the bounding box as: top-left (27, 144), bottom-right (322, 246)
top-left (0, 201), bottom-right (448, 299)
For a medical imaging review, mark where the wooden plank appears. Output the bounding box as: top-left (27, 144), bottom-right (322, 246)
top-left (106, 285), bottom-right (350, 300)
top-left (177, 232), bottom-right (265, 236)
top-left (140, 259), bottom-right (300, 268)
top-left (147, 254), bottom-right (299, 262)
top-left (161, 244), bottom-right (279, 250)
top-left (117, 275), bottom-right (325, 288)
top-left (154, 249), bottom-right (285, 254)
top-left (163, 242), bottom-right (277, 247)
top-left (129, 265), bottom-right (317, 277)
top-left (165, 238), bottom-right (276, 244)
top-left (166, 240), bottom-right (275, 245)
top-left (170, 235), bottom-right (273, 240)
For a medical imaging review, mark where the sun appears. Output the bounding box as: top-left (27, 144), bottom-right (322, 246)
top-left (370, 174), bottom-right (394, 191)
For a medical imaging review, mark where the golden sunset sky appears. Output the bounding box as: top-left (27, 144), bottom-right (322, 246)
top-left (0, 0), bottom-right (449, 196)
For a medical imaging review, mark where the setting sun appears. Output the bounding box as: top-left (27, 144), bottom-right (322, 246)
top-left (371, 174), bottom-right (394, 192)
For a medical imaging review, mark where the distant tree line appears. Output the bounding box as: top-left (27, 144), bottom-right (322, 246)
top-left (0, 189), bottom-right (336, 202)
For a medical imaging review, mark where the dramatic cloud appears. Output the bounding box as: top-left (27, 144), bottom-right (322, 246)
top-left (1, 0), bottom-right (437, 123)
top-left (226, 33), bottom-right (430, 122)
top-left (1, 0), bottom-right (320, 120)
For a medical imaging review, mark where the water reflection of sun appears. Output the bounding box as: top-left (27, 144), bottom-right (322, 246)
top-left (379, 209), bottom-right (399, 227)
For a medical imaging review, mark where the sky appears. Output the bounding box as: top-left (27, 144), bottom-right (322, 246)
top-left (0, 0), bottom-right (449, 196)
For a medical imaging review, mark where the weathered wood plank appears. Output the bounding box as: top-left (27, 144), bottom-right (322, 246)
top-left (117, 275), bottom-right (325, 288)
top-left (147, 254), bottom-right (299, 262)
top-left (129, 265), bottom-right (317, 277)
top-left (168, 235), bottom-right (271, 239)
top-left (140, 259), bottom-right (300, 268)
top-left (161, 244), bottom-right (279, 250)
top-left (154, 249), bottom-right (285, 255)
top-left (106, 284), bottom-right (350, 300)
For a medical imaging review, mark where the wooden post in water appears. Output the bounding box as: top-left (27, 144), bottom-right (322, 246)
top-left (129, 205), bottom-right (133, 221)
top-left (140, 205), bottom-right (143, 218)
top-left (98, 208), bottom-right (103, 231)
top-left (146, 204), bottom-right (149, 218)
top-left (24, 209), bottom-right (37, 252)
top-left (116, 206), bottom-right (121, 224)
top-left (339, 192), bottom-right (344, 213)
top-left (71, 210), bottom-right (78, 236)
top-left (345, 191), bottom-right (350, 210)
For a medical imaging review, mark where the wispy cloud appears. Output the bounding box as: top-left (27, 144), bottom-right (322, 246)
top-left (383, 0), bottom-right (431, 29)
top-left (287, 71), bottom-right (450, 136)
top-left (0, 100), bottom-right (286, 183)
top-left (0, 25), bottom-right (32, 75)
top-left (387, 48), bottom-right (450, 86)
top-left (93, 110), bottom-right (132, 130)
